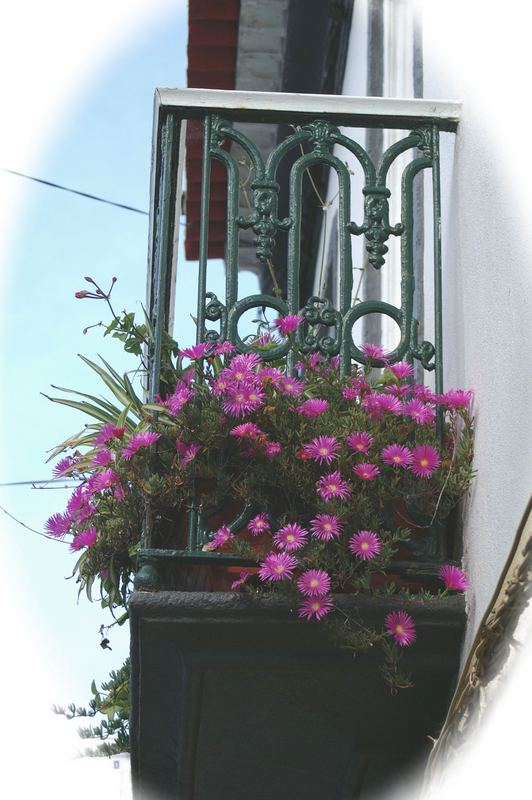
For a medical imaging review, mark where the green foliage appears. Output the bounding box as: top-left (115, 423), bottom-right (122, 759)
top-left (52, 660), bottom-right (130, 756)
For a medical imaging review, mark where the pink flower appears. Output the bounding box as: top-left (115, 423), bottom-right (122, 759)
top-left (381, 444), bottom-right (413, 468)
top-left (52, 456), bottom-right (78, 477)
top-left (230, 422), bottom-right (264, 440)
top-left (205, 524), bottom-right (234, 551)
top-left (297, 569), bottom-right (331, 597)
top-left (90, 468), bottom-right (120, 493)
top-left (310, 514), bottom-right (343, 541)
top-left (389, 361), bottom-right (414, 380)
top-left (363, 393), bottom-right (401, 419)
top-left (264, 441), bottom-right (282, 458)
top-left (346, 432), bottom-right (373, 454)
top-left (273, 314), bottom-right (304, 335)
top-left (94, 424), bottom-right (125, 446)
top-left (411, 444), bottom-right (440, 478)
top-left (349, 530), bottom-right (382, 560)
top-left (296, 398), bottom-right (329, 418)
top-left (302, 436), bottom-right (340, 465)
top-left (436, 389), bottom-right (474, 412)
top-left (175, 441), bottom-right (202, 465)
top-left (402, 399), bottom-right (436, 425)
top-left (179, 342), bottom-right (213, 360)
top-left (222, 384), bottom-right (265, 417)
top-left (353, 463), bottom-right (380, 481)
top-left (248, 513), bottom-right (270, 536)
top-left (91, 448), bottom-right (114, 467)
top-left (45, 512), bottom-right (71, 538)
top-left (412, 384), bottom-right (437, 403)
top-left (122, 431), bottom-right (161, 459)
top-left (274, 523), bottom-right (308, 551)
top-left (70, 527), bottom-right (98, 551)
top-left (226, 352), bottom-right (262, 382)
top-left (278, 375), bottom-right (305, 396)
top-left (212, 340), bottom-right (237, 356)
top-left (316, 470), bottom-right (351, 501)
top-left (439, 564), bottom-right (469, 591)
top-left (230, 569), bottom-right (254, 591)
top-left (385, 611), bottom-right (416, 646)
top-left (258, 366), bottom-right (283, 385)
top-left (259, 552), bottom-right (298, 581)
top-left (361, 342), bottom-right (388, 362)
top-left (298, 596), bottom-right (334, 620)
top-left (164, 386), bottom-right (194, 415)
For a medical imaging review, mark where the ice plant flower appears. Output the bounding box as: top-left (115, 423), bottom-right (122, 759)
top-left (273, 314), bottom-right (304, 335)
top-left (212, 340), bottom-right (237, 356)
top-left (385, 611), bottom-right (417, 646)
top-left (349, 530), bottom-right (382, 560)
top-left (90, 468), bottom-right (120, 493)
top-left (274, 523), bottom-right (308, 551)
top-left (297, 569), bottom-right (331, 597)
top-left (230, 569), bottom-right (254, 591)
top-left (259, 552), bottom-right (298, 581)
top-left (381, 444), bottom-right (413, 469)
top-left (91, 448), bottom-right (114, 467)
top-left (264, 441), bottom-right (282, 457)
top-left (310, 514), bottom-right (343, 541)
top-left (52, 456), bottom-right (78, 477)
top-left (439, 564), bottom-right (469, 591)
top-left (317, 470), bottom-right (351, 501)
top-left (205, 524), bottom-right (234, 551)
top-left (165, 386), bottom-right (194, 415)
top-left (361, 342), bottom-right (388, 362)
top-left (178, 342), bottom-right (213, 360)
top-left (298, 596), bottom-right (334, 620)
top-left (70, 527), bottom-right (98, 551)
top-left (45, 512), bottom-right (71, 538)
top-left (303, 436), bottom-right (340, 465)
top-left (402, 399), bottom-right (436, 425)
top-left (122, 431), bottom-right (161, 460)
top-left (176, 441), bottom-right (202, 466)
top-left (93, 423), bottom-right (125, 446)
top-left (388, 361), bottom-right (414, 380)
top-left (278, 375), bottom-right (305, 396)
top-left (296, 398), bottom-right (329, 417)
top-left (248, 513), bottom-right (270, 536)
top-left (230, 422), bottom-right (265, 440)
top-left (437, 389), bottom-right (474, 412)
top-left (411, 444), bottom-right (441, 478)
top-left (353, 463), bottom-right (380, 481)
top-left (346, 431), bottom-right (373, 454)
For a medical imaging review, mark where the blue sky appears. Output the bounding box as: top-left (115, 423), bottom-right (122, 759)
top-left (0, 2), bottom-right (254, 780)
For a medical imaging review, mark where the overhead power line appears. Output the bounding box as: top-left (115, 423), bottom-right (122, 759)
top-left (0, 503), bottom-right (68, 543)
top-left (2, 167), bottom-right (149, 216)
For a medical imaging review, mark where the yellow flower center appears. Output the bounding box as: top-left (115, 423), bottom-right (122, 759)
top-left (311, 602), bottom-right (320, 612)
top-left (275, 564), bottom-right (284, 573)
top-left (310, 578), bottom-right (319, 588)
top-left (420, 458), bottom-right (429, 467)
top-left (324, 523), bottom-right (332, 531)
top-left (319, 447), bottom-right (329, 455)
top-left (395, 624), bottom-right (404, 634)
top-left (286, 534), bottom-right (295, 542)
top-left (393, 455), bottom-right (401, 463)
top-left (361, 542), bottom-right (369, 550)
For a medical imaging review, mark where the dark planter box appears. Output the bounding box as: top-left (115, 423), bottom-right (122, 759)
top-left (130, 591), bottom-right (465, 800)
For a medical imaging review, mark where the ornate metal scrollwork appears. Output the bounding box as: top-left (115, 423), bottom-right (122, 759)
top-left (412, 126), bottom-right (433, 158)
top-left (297, 296), bottom-right (342, 356)
top-left (412, 339), bottom-right (436, 371)
top-left (237, 179), bottom-right (292, 263)
top-left (302, 119), bottom-right (339, 154)
top-left (350, 187), bottom-right (404, 270)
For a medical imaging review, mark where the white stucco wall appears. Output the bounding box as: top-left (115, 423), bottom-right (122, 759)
top-left (332, 0), bottom-right (531, 655)
top-left (421, 0), bottom-right (532, 652)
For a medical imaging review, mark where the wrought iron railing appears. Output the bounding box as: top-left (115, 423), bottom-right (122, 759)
top-left (136, 88), bottom-right (461, 588)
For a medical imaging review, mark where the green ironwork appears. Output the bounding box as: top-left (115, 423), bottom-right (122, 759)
top-left (136, 92), bottom-right (453, 585)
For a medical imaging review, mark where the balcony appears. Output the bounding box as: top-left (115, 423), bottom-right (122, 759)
top-left (131, 88), bottom-right (464, 800)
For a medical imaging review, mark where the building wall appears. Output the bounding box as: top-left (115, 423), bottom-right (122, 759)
top-left (421, 1), bottom-right (532, 652)
top-left (324, 0), bottom-right (531, 656)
